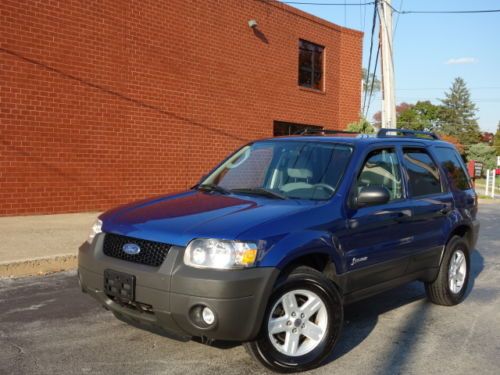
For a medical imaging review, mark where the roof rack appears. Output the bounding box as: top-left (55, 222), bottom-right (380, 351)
top-left (298, 128), bottom-right (359, 136)
top-left (377, 128), bottom-right (440, 140)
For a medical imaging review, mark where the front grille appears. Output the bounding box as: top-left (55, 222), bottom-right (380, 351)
top-left (102, 233), bottom-right (171, 267)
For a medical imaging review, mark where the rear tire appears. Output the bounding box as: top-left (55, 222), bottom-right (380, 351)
top-left (244, 266), bottom-right (343, 373)
top-left (425, 235), bottom-right (470, 306)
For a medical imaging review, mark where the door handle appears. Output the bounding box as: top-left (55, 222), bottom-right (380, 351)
top-left (394, 210), bottom-right (412, 222)
top-left (440, 205), bottom-right (451, 215)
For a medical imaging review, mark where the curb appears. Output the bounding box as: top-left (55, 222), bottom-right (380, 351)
top-left (0, 254), bottom-right (77, 278)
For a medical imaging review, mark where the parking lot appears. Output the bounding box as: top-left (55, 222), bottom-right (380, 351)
top-left (1, 203), bottom-right (499, 375)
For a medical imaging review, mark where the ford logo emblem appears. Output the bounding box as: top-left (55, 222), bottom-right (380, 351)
top-left (122, 243), bottom-right (141, 255)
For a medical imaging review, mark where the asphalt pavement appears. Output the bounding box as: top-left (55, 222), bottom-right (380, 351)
top-left (1, 204), bottom-right (499, 375)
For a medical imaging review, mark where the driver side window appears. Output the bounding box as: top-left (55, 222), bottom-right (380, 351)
top-left (356, 148), bottom-right (403, 201)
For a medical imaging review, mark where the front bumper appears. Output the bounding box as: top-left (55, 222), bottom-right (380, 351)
top-left (78, 233), bottom-right (279, 342)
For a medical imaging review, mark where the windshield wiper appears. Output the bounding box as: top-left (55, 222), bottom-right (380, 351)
top-left (231, 187), bottom-right (288, 200)
top-left (195, 184), bottom-right (231, 195)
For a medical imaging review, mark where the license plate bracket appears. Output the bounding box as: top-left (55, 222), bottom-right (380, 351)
top-left (104, 269), bottom-right (136, 303)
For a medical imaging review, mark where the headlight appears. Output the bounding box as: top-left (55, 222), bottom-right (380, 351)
top-left (87, 219), bottom-right (102, 244)
top-left (184, 239), bottom-right (258, 269)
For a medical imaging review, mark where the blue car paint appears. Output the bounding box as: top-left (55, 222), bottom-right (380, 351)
top-left (101, 191), bottom-right (321, 247)
top-left (100, 136), bottom-right (477, 277)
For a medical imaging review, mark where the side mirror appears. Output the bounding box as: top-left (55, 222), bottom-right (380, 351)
top-left (355, 186), bottom-right (390, 208)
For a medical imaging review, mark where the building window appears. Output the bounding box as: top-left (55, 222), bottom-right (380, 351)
top-left (274, 121), bottom-right (322, 136)
top-left (298, 39), bottom-right (324, 90)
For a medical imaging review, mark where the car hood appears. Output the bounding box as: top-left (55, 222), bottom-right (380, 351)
top-left (101, 190), bottom-right (317, 246)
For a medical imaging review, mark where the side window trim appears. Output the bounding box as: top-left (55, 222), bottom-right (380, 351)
top-left (426, 146), bottom-right (448, 193)
top-left (401, 146), bottom-right (445, 199)
top-left (455, 152), bottom-right (473, 187)
top-left (395, 145), bottom-right (410, 199)
top-left (453, 150), bottom-right (473, 189)
top-left (348, 145), bottom-right (406, 208)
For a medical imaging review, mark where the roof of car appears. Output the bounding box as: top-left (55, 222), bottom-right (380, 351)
top-left (265, 135), bottom-right (451, 147)
top-left (258, 129), bottom-right (455, 148)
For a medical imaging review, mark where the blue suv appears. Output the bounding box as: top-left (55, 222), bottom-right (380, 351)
top-left (79, 129), bottom-right (479, 372)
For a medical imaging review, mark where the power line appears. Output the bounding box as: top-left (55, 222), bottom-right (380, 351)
top-left (397, 9), bottom-right (500, 15)
top-left (376, 1), bottom-right (500, 15)
top-left (362, 0), bottom-right (379, 116)
top-left (377, 0), bottom-right (397, 128)
top-left (282, 1), bottom-right (374, 5)
top-left (397, 87), bottom-right (500, 91)
top-left (393, 0), bottom-right (404, 39)
top-left (284, 1), bottom-right (500, 14)
top-left (365, 43), bottom-right (380, 117)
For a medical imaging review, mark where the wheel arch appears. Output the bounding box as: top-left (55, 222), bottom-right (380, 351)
top-left (448, 224), bottom-right (473, 249)
top-left (276, 252), bottom-right (343, 294)
top-left (257, 230), bottom-right (344, 292)
top-left (280, 252), bottom-right (329, 275)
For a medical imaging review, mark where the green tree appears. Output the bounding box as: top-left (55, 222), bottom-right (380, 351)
top-left (465, 143), bottom-right (496, 170)
top-left (439, 77), bottom-right (481, 147)
top-left (494, 121), bottom-right (500, 156)
top-left (397, 101), bottom-right (443, 131)
top-left (346, 117), bottom-right (375, 134)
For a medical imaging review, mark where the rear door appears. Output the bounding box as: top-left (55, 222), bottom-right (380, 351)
top-left (431, 146), bottom-right (477, 219)
top-left (401, 147), bottom-right (453, 273)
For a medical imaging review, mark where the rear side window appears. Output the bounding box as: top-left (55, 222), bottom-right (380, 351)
top-left (433, 147), bottom-right (471, 191)
top-left (403, 148), bottom-right (442, 197)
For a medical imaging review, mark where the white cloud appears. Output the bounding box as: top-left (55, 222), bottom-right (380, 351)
top-left (445, 57), bottom-right (478, 65)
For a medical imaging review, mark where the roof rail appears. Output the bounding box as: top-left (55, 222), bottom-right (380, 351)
top-left (377, 128), bottom-right (440, 140)
top-left (297, 128), bottom-right (359, 136)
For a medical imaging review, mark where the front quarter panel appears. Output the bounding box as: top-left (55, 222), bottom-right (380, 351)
top-left (257, 229), bottom-right (343, 274)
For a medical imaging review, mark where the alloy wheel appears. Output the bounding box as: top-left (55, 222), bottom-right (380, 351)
top-left (267, 289), bottom-right (328, 357)
top-left (448, 249), bottom-right (467, 294)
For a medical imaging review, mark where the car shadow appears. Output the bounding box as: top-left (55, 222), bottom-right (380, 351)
top-left (171, 250), bottom-right (486, 364)
top-left (465, 248), bottom-right (485, 299)
top-left (325, 281), bottom-right (428, 364)
top-left (323, 248), bottom-right (485, 368)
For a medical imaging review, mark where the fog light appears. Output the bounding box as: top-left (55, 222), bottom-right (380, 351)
top-left (202, 307), bottom-right (215, 325)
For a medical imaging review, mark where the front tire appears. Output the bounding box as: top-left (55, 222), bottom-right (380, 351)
top-left (425, 235), bottom-right (470, 306)
top-left (245, 266), bottom-right (343, 373)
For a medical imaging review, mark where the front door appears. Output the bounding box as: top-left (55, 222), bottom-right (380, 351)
top-left (338, 147), bottom-right (414, 293)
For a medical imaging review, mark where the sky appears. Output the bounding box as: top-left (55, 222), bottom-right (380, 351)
top-left (284, 0), bottom-right (500, 132)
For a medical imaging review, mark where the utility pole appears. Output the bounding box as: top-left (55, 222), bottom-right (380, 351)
top-left (378, 0), bottom-right (396, 129)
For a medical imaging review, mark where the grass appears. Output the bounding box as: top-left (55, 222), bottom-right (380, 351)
top-left (474, 177), bottom-right (500, 188)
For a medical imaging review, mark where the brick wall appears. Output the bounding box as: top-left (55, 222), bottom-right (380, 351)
top-left (0, 0), bottom-right (363, 216)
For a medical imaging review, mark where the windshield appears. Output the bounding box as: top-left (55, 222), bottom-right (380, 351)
top-left (201, 141), bottom-right (353, 200)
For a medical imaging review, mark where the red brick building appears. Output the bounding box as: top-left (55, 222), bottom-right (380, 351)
top-left (0, 0), bottom-right (363, 216)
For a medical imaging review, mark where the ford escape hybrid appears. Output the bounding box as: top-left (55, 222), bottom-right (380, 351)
top-left (79, 128), bottom-right (479, 373)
